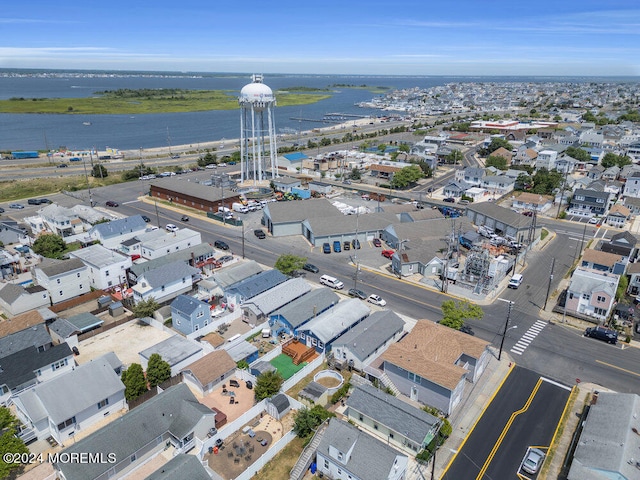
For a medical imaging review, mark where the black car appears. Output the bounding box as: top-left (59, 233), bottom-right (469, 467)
top-left (323, 242), bottom-right (331, 254)
top-left (181, 215), bottom-right (189, 222)
top-left (343, 241), bottom-right (351, 251)
top-left (302, 263), bottom-right (319, 273)
top-left (443, 197), bottom-right (456, 203)
top-left (0, 208), bottom-right (4, 213)
top-left (106, 201), bottom-right (119, 207)
top-left (141, 215), bottom-right (151, 223)
top-left (39, 198), bottom-right (52, 204)
top-left (27, 198), bottom-right (42, 205)
top-left (348, 288), bottom-right (367, 300)
top-left (584, 326), bottom-right (618, 344)
top-left (459, 325), bottom-right (475, 336)
top-left (352, 239), bottom-right (361, 249)
top-left (245, 380), bottom-right (253, 389)
top-left (214, 240), bottom-right (230, 250)
top-left (57, 163), bottom-right (68, 168)
top-left (254, 229), bottom-right (266, 239)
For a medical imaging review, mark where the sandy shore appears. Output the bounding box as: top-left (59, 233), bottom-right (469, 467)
top-left (121, 117), bottom-right (376, 159)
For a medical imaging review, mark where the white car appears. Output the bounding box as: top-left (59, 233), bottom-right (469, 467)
top-left (588, 217), bottom-right (599, 224)
top-left (367, 294), bottom-right (387, 307)
top-left (165, 224), bottom-right (179, 232)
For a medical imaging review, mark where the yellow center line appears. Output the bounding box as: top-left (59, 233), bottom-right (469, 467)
top-left (595, 359), bottom-right (640, 377)
top-left (475, 378), bottom-right (543, 480)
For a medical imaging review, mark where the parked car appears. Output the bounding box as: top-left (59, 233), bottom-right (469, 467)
top-left (141, 215), bottom-right (151, 223)
top-left (522, 211), bottom-right (534, 216)
top-left (521, 448), bottom-right (545, 475)
top-left (165, 223), bottom-right (179, 232)
top-left (56, 163), bottom-right (68, 168)
top-left (372, 238), bottom-right (382, 247)
top-left (39, 198), bottom-right (51, 204)
top-left (459, 325), bottom-right (475, 336)
top-left (584, 326), bottom-right (618, 344)
top-left (105, 201), bottom-right (119, 207)
top-left (333, 241), bottom-right (341, 253)
top-left (180, 215), bottom-right (189, 222)
top-left (27, 198), bottom-right (42, 205)
top-left (367, 294), bottom-right (387, 307)
top-left (214, 240), bottom-right (230, 250)
top-left (254, 229), bottom-right (266, 239)
top-left (352, 239), bottom-right (361, 249)
top-left (218, 255), bottom-right (234, 264)
top-left (381, 250), bottom-right (395, 259)
top-left (443, 197), bottom-right (456, 203)
top-left (323, 242), bottom-right (331, 254)
top-left (302, 263), bottom-right (319, 273)
top-left (588, 217), bottom-right (600, 224)
top-left (0, 208), bottom-right (4, 213)
top-left (9, 203), bottom-right (24, 209)
top-left (343, 241), bottom-right (351, 251)
top-left (348, 288), bottom-right (367, 300)
top-left (245, 380), bottom-right (253, 389)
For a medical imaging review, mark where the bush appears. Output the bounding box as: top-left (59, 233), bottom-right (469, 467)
top-left (330, 382), bottom-right (351, 404)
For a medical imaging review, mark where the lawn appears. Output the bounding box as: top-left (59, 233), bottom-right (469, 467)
top-left (270, 354), bottom-right (307, 380)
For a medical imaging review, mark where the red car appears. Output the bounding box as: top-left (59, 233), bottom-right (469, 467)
top-left (372, 238), bottom-right (382, 247)
top-left (382, 250), bottom-right (395, 259)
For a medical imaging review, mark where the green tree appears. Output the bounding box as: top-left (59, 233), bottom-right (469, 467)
top-left (132, 297), bottom-right (160, 318)
top-left (32, 233), bottom-right (66, 259)
top-left (146, 353), bottom-right (171, 388)
top-left (398, 143), bottom-right (410, 153)
top-left (601, 152), bottom-right (631, 169)
top-left (274, 254), bottom-right (307, 276)
top-left (91, 164), bottom-right (108, 178)
top-left (531, 168), bottom-right (562, 195)
top-left (350, 167), bottom-right (361, 180)
top-left (0, 407), bottom-right (28, 478)
top-left (236, 360), bottom-right (249, 370)
top-left (391, 165), bottom-right (424, 189)
top-left (479, 138), bottom-right (512, 157)
top-left (446, 149), bottom-right (464, 164)
top-left (377, 143), bottom-right (388, 153)
top-left (485, 155), bottom-right (508, 170)
top-left (440, 300), bottom-right (484, 329)
top-left (254, 370), bottom-right (284, 401)
top-left (565, 146), bottom-right (590, 162)
top-left (292, 405), bottom-right (335, 438)
top-left (231, 150), bottom-right (241, 163)
top-left (197, 152), bottom-right (217, 167)
top-left (121, 363), bottom-right (148, 401)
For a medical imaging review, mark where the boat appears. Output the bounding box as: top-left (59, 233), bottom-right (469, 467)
top-left (83, 122), bottom-right (91, 126)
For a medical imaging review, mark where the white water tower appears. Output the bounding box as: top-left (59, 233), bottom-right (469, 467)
top-left (239, 74), bottom-right (278, 185)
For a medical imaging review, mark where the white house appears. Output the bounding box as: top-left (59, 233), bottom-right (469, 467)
top-left (69, 244), bottom-right (132, 290)
top-left (37, 204), bottom-right (83, 238)
top-left (535, 150), bottom-right (558, 171)
top-left (131, 260), bottom-right (201, 305)
top-left (33, 258), bottom-right (91, 305)
top-left (140, 228), bottom-right (202, 260)
top-left (0, 284), bottom-right (49, 317)
top-left (623, 171), bottom-right (640, 198)
top-left (482, 175), bottom-right (516, 196)
top-left (13, 354), bottom-right (125, 444)
top-left (86, 215), bottom-right (149, 249)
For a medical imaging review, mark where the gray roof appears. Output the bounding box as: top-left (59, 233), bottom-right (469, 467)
top-left (0, 343), bottom-right (72, 390)
top-left (273, 176), bottom-right (301, 185)
top-left (347, 383), bottom-right (441, 445)
top-left (265, 198), bottom-right (341, 224)
top-left (483, 175), bottom-right (516, 185)
top-left (223, 339), bottom-right (258, 362)
top-left (139, 335), bottom-right (202, 367)
top-left (271, 287), bottom-right (339, 329)
top-left (171, 294), bottom-right (209, 316)
top-left (128, 243), bottom-right (215, 278)
top-left (226, 269), bottom-right (288, 301)
top-left (138, 261), bottom-right (200, 289)
top-left (0, 283), bottom-right (28, 305)
top-left (0, 323), bottom-right (52, 359)
top-left (333, 310), bottom-right (404, 361)
top-left (568, 393), bottom-right (640, 480)
top-left (466, 202), bottom-right (534, 229)
top-left (299, 381), bottom-right (327, 402)
top-left (69, 244), bottom-right (130, 268)
top-left (317, 418), bottom-right (405, 480)
top-left (243, 278), bottom-right (311, 317)
top-left (64, 312), bottom-right (104, 332)
top-left (55, 384), bottom-right (214, 480)
top-left (15, 353), bottom-right (124, 425)
top-left (141, 228), bottom-right (200, 251)
top-left (306, 213), bottom-right (394, 237)
top-left (268, 393), bottom-right (290, 413)
top-left (251, 360), bottom-right (276, 376)
top-left (37, 258), bottom-right (86, 278)
top-left (100, 351), bottom-right (124, 372)
top-left (48, 318), bottom-right (79, 339)
top-left (568, 267), bottom-right (618, 297)
top-left (145, 453), bottom-right (211, 480)
top-left (90, 215), bottom-right (148, 240)
top-left (212, 260), bottom-right (263, 289)
top-left (301, 299), bottom-right (370, 343)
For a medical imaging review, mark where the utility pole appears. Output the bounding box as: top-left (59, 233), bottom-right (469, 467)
top-left (241, 222), bottom-right (245, 259)
top-left (353, 212), bottom-right (360, 289)
top-left (543, 257), bottom-right (555, 311)
top-left (82, 156), bottom-right (93, 207)
top-left (499, 299), bottom-right (513, 361)
top-left (154, 198), bottom-right (160, 227)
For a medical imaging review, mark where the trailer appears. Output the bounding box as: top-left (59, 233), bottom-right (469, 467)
top-left (11, 151), bottom-right (39, 159)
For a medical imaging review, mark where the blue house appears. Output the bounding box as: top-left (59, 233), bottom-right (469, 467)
top-left (224, 269), bottom-right (287, 308)
top-left (171, 295), bottom-right (212, 335)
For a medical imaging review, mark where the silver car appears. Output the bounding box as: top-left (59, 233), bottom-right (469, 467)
top-left (521, 447), bottom-right (545, 475)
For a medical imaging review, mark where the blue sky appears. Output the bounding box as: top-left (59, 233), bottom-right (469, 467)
top-left (1, 0), bottom-right (639, 76)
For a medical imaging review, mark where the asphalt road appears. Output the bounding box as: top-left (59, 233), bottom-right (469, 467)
top-left (442, 366), bottom-right (571, 480)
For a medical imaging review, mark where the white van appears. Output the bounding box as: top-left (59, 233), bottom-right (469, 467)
top-left (508, 274), bottom-right (523, 289)
top-left (319, 274), bottom-right (344, 290)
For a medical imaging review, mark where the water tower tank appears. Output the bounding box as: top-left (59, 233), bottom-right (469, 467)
top-left (239, 75), bottom-right (275, 111)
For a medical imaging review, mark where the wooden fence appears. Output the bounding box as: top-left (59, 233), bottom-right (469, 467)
top-left (127, 373), bottom-right (184, 410)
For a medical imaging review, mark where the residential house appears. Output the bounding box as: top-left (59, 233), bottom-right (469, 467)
top-left (33, 258), bottom-right (90, 305)
top-left (170, 294), bottom-right (212, 336)
top-left (37, 204), bottom-right (83, 237)
top-left (626, 262), bottom-right (640, 296)
top-left (331, 311), bottom-right (405, 371)
top-left (511, 192), bottom-right (554, 214)
top-left (222, 339), bottom-right (259, 365)
top-left (556, 155), bottom-right (577, 174)
top-left (0, 283), bottom-right (49, 317)
top-left (272, 176), bottom-right (302, 193)
top-left (269, 287), bottom-right (339, 337)
top-left (309, 181), bottom-right (333, 196)
top-left (13, 354), bottom-right (125, 444)
top-left (298, 299), bottom-right (370, 353)
top-left (139, 335), bottom-right (203, 377)
top-left (587, 165), bottom-right (605, 180)
top-left (567, 392), bottom-right (640, 480)
top-left (241, 277), bottom-right (311, 326)
top-left (623, 196), bottom-right (640, 215)
top-left (369, 163), bottom-right (404, 182)
top-left (566, 267), bottom-right (619, 321)
top-left (606, 204), bottom-right (631, 228)
top-left (442, 181), bottom-right (470, 199)
top-left (86, 215), bottom-right (149, 249)
top-left (490, 146), bottom-right (513, 165)
top-left (568, 188), bottom-right (611, 217)
top-left (53, 384), bottom-right (216, 480)
top-left (0, 339), bottom-right (74, 406)
top-left (224, 269), bottom-right (288, 308)
top-left (181, 349), bottom-right (236, 396)
top-left (600, 231), bottom-right (638, 261)
top-left (602, 165), bottom-right (620, 181)
top-left (379, 321), bottom-right (491, 415)
top-left (454, 167), bottom-right (486, 187)
top-left (512, 147), bottom-right (538, 167)
top-left (315, 418), bottom-right (408, 480)
top-left (140, 228), bottom-right (202, 260)
top-left (346, 383), bottom-right (441, 456)
top-left (145, 454), bottom-right (211, 480)
top-left (581, 248), bottom-right (626, 275)
top-left (0, 221), bottom-right (28, 246)
top-left (131, 260), bottom-right (200, 304)
top-left (535, 150), bottom-right (558, 171)
top-left (69, 244), bottom-right (132, 290)
top-left (580, 130), bottom-right (604, 148)
top-left (482, 175), bottom-right (516, 196)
